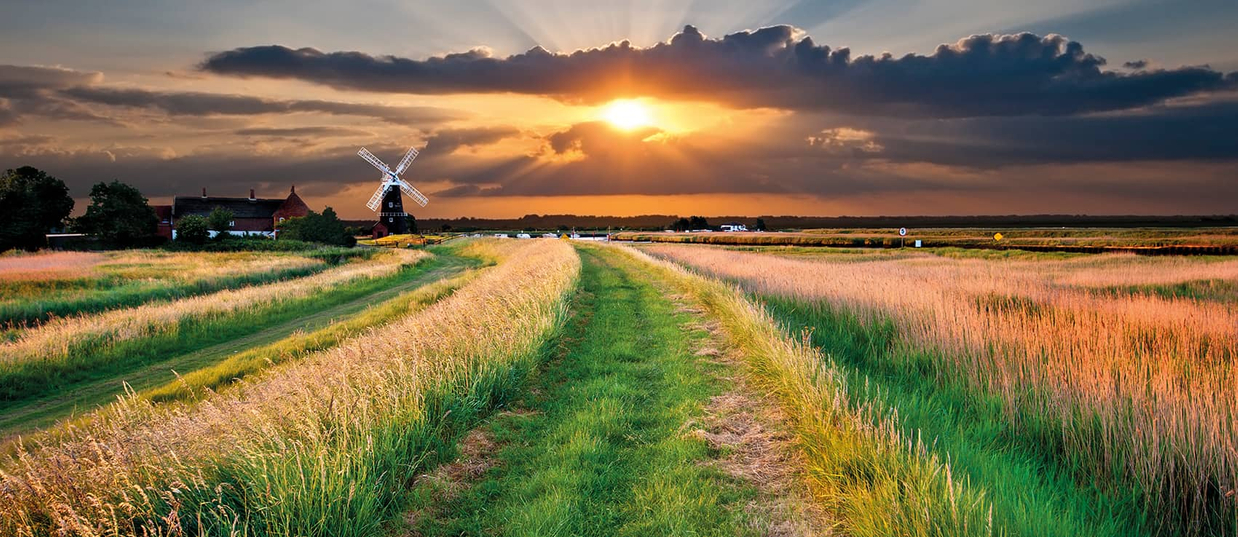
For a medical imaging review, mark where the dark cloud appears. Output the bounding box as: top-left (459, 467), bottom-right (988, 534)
top-left (817, 101), bottom-right (1238, 167)
top-left (60, 87), bottom-right (463, 125)
top-left (1124, 59), bottom-right (1148, 70)
top-left (201, 26), bottom-right (1237, 118)
top-left (0, 64), bottom-right (463, 129)
top-left (0, 64), bottom-right (101, 98)
top-left (424, 126), bottom-right (521, 154)
top-left (235, 126), bottom-right (373, 137)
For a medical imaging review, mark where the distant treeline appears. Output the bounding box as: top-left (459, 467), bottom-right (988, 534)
top-left (415, 214), bottom-right (1238, 232)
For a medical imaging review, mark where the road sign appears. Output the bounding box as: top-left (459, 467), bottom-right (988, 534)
top-left (915, 240), bottom-right (922, 248)
top-left (899, 227), bottom-right (907, 236)
top-left (994, 232), bottom-right (1004, 241)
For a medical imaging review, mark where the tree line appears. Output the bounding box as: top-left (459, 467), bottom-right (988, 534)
top-left (1, 166), bottom-right (354, 252)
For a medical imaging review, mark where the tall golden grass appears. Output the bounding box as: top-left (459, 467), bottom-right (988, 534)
top-left (0, 250), bottom-right (322, 284)
top-left (644, 244), bottom-right (1238, 532)
top-left (0, 239), bottom-right (579, 536)
top-left (609, 244), bottom-right (995, 536)
top-left (0, 249), bottom-right (425, 371)
top-left (0, 251), bottom-right (105, 281)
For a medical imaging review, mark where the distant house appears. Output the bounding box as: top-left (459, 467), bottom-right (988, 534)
top-left (153, 186), bottom-right (310, 239)
top-left (720, 222), bottom-right (748, 232)
top-left (153, 205), bottom-right (173, 240)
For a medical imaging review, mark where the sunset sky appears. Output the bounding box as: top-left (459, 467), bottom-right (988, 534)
top-left (1, 0), bottom-right (1236, 218)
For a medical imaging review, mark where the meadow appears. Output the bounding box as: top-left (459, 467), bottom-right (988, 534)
top-left (614, 227), bottom-right (1238, 253)
top-left (642, 243), bottom-right (1238, 536)
top-left (2, 237), bottom-right (1234, 537)
top-left (0, 249), bottom-right (342, 328)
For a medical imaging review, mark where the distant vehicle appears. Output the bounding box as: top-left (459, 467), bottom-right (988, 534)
top-left (517, 233), bottom-right (532, 239)
top-left (494, 233), bottom-right (509, 238)
top-left (542, 233), bottom-right (558, 238)
top-left (471, 233), bottom-right (482, 238)
top-left (720, 223), bottom-right (748, 232)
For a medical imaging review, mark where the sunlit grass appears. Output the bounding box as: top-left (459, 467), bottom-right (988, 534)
top-left (0, 250), bottom-right (427, 401)
top-left (0, 239), bottom-right (580, 536)
top-left (643, 243), bottom-right (1238, 535)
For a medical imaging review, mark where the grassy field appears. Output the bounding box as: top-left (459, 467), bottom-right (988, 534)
top-left (401, 246), bottom-right (764, 536)
top-left (642, 243), bottom-right (1238, 536)
top-left (0, 249), bottom-right (428, 402)
top-left (0, 252), bottom-right (479, 440)
top-left (0, 249), bottom-right (352, 328)
top-left (2, 236), bottom-right (1233, 536)
top-left (614, 227), bottom-right (1238, 252)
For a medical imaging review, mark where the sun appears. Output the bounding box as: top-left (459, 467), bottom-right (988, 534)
top-left (601, 99), bottom-right (653, 130)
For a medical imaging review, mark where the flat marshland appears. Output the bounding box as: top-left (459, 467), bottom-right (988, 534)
top-left (0, 249), bottom-right (337, 328)
top-left (2, 235), bottom-right (1234, 536)
top-left (642, 243), bottom-right (1238, 536)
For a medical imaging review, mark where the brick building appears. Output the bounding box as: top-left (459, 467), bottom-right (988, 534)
top-left (155, 186), bottom-right (310, 239)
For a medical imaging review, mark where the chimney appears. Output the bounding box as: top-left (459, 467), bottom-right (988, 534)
top-left (201, 187), bottom-right (207, 198)
top-left (290, 184), bottom-right (296, 194)
top-left (249, 188), bottom-right (256, 201)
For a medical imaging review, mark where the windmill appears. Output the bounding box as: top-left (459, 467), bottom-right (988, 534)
top-left (357, 145), bottom-right (428, 235)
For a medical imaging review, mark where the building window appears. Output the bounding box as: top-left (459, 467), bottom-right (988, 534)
top-left (388, 201), bottom-right (393, 208)
top-left (388, 217), bottom-right (394, 223)
top-left (279, 217), bottom-right (285, 222)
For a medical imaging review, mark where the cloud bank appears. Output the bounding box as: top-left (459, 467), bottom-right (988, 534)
top-left (202, 25), bottom-right (1237, 118)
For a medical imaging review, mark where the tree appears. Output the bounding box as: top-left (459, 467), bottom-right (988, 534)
top-left (277, 207), bottom-right (352, 245)
top-left (176, 215), bottom-right (209, 244)
top-left (688, 216), bottom-right (710, 230)
top-left (755, 218), bottom-right (768, 231)
top-left (207, 207), bottom-right (234, 238)
top-left (0, 166), bottom-right (74, 251)
top-left (75, 180), bottom-right (157, 247)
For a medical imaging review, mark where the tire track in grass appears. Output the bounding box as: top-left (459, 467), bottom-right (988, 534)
top-left (399, 245), bottom-right (769, 536)
top-left (0, 255), bottom-right (476, 440)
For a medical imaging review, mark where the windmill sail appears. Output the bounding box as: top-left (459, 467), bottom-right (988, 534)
top-left (394, 147), bottom-right (419, 175)
top-left (366, 184), bottom-right (389, 211)
top-left (398, 179), bottom-right (428, 207)
top-left (357, 147), bottom-right (391, 174)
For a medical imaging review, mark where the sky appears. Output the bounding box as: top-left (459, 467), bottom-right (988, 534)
top-left (1, 0), bottom-right (1236, 218)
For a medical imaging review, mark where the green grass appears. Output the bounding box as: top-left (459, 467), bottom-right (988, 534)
top-left (762, 296), bottom-right (1158, 536)
top-left (400, 245), bottom-right (759, 537)
top-left (0, 255), bottom-right (479, 439)
top-left (143, 261), bottom-right (478, 404)
top-left (0, 255), bottom-right (442, 403)
top-left (1093, 278), bottom-right (1238, 303)
top-left (0, 262), bottom-right (333, 329)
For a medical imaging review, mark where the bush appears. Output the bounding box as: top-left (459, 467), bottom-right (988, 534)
top-left (176, 215), bottom-right (210, 244)
top-left (75, 180), bottom-right (159, 247)
top-left (276, 207), bottom-right (352, 246)
top-left (207, 207), bottom-right (234, 239)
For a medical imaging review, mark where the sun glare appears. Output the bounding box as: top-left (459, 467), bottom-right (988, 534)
top-left (601, 99), bottom-right (653, 130)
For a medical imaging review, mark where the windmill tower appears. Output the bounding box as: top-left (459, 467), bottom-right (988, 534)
top-left (357, 146), bottom-right (428, 235)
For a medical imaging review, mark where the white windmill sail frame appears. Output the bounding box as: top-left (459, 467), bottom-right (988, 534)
top-left (356, 144), bottom-right (429, 212)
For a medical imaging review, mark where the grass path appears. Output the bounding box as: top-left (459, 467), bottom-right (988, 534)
top-left (400, 246), bottom-right (762, 537)
top-left (0, 255), bottom-right (473, 439)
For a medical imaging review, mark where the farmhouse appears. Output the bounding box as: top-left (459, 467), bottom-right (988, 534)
top-left (155, 186), bottom-right (310, 239)
top-left (720, 222), bottom-right (748, 232)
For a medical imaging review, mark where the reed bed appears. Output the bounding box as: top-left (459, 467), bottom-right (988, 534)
top-left (1, 251), bottom-right (329, 328)
top-left (611, 244), bottom-right (995, 536)
top-left (0, 239), bottom-right (579, 536)
top-left (0, 250), bottom-right (426, 400)
top-left (0, 251), bottom-right (105, 281)
top-left (644, 244), bottom-right (1238, 535)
